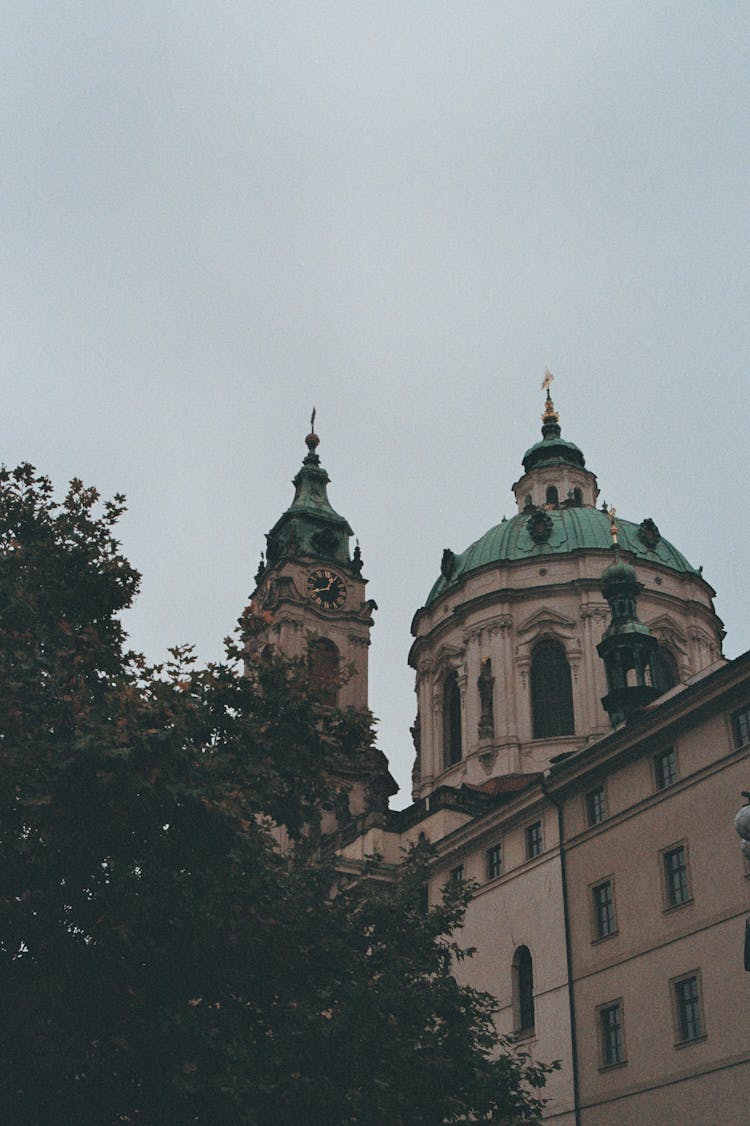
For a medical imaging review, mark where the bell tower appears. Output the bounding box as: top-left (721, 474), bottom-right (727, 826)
top-left (250, 414), bottom-right (376, 713)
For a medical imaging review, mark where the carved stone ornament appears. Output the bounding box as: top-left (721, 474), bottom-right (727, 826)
top-left (441, 548), bottom-right (456, 579)
top-left (526, 509), bottom-right (553, 544)
top-left (638, 517), bottom-right (661, 549)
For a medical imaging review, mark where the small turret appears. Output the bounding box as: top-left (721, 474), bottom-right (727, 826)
top-left (597, 512), bottom-right (661, 726)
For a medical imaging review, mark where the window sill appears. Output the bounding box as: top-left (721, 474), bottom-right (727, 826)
top-left (674, 1034), bottom-right (707, 1050)
top-left (598, 1060), bottom-right (627, 1073)
top-left (513, 1027), bottom-right (536, 1042)
top-left (591, 930), bottom-right (619, 946)
top-left (662, 898), bottom-right (694, 915)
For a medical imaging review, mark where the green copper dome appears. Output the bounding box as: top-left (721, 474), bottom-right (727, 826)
top-left (426, 507), bottom-right (699, 607)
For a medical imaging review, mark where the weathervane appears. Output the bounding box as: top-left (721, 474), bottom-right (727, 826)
top-left (541, 368), bottom-right (554, 392)
top-left (310, 406), bottom-right (317, 435)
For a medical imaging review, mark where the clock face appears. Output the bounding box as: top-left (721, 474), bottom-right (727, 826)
top-left (307, 568), bottom-right (347, 610)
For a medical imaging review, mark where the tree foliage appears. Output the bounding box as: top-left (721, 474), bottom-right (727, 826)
top-left (0, 465), bottom-right (553, 1124)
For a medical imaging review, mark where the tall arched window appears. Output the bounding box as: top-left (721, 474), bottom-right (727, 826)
top-left (545, 484), bottom-right (559, 507)
top-left (443, 671), bottom-right (462, 767)
top-left (513, 946), bottom-right (535, 1035)
top-left (531, 640), bottom-right (574, 738)
top-left (310, 638), bottom-right (339, 707)
top-left (572, 487), bottom-right (583, 507)
top-left (654, 646), bottom-right (679, 692)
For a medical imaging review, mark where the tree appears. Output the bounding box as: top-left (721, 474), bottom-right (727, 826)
top-left (0, 464), bottom-right (554, 1124)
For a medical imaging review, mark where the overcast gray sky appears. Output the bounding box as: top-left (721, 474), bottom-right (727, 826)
top-left (3, 3), bottom-right (748, 804)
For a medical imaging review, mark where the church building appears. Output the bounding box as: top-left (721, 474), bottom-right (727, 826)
top-left (250, 387), bottom-right (750, 1125)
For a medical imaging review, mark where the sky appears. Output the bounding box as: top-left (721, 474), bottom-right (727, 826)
top-left (3, 3), bottom-right (749, 805)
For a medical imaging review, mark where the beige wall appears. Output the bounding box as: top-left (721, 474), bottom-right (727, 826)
top-left (562, 706), bottom-right (750, 1123)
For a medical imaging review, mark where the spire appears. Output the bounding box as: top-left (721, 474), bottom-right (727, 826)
top-left (597, 546), bottom-right (661, 727)
top-left (521, 372), bottom-right (585, 472)
top-left (541, 369), bottom-right (562, 440)
top-left (262, 414), bottom-right (355, 571)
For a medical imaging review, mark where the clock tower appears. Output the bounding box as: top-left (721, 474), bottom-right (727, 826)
top-left (249, 418), bottom-right (396, 831)
top-left (250, 418), bottom-right (376, 714)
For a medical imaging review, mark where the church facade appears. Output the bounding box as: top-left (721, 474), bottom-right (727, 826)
top-left (251, 390), bottom-right (750, 1124)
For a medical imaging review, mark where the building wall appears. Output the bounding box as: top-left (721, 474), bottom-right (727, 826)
top-left (427, 799), bottom-right (577, 1124)
top-left (561, 701), bottom-right (750, 1123)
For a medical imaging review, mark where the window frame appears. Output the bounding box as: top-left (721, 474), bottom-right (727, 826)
top-left (585, 783), bottom-right (608, 827)
top-left (597, 998), bottom-right (627, 1069)
top-left (442, 670), bottom-right (463, 768)
top-left (653, 747), bottom-right (678, 791)
top-left (449, 863), bottom-right (464, 885)
top-left (530, 639), bottom-right (575, 739)
top-left (731, 704), bottom-right (750, 750)
top-left (486, 842), bottom-right (503, 881)
top-left (524, 820), bottom-right (543, 860)
top-left (513, 945), bottom-right (535, 1038)
top-left (671, 971), bottom-right (706, 1047)
top-left (660, 841), bottom-right (692, 911)
top-left (591, 876), bottom-right (618, 942)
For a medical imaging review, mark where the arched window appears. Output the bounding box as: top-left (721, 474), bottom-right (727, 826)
top-left (310, 638), bottom-right (339, 707)
top-left (654, 646), bottom-right (679, 692)
top-left (545, 484), bottom-right (559, 507)
top-left (513, 946), bottom-right (535, 1034)
top-left (443, 671), bottom-right (462, 767)
top-left (531, 640), bottom-right (575, 738)
top-left (573, 487), bottom-right (583, 507)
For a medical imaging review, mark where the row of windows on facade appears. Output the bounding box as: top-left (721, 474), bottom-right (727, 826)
top-left (591, 839), bottom-right (691, 946)
top-left (448, 746), bottom-right (691, 891)
top-left (502, 946), bottom-right (704, 1058)
top-left (442, 642), bottom-right (680, 768)
top-left (598, 972), bottom-right (705, 1068)
top-left (452, 824), bottom-right (689, 922)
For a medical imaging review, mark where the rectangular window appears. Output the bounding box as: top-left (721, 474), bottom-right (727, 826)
top-left (673, 974), bottom-right (704, 1043)
top-left (599, 1001), bottom-right (625, 1067)
top-left (586, 784), bottom-right (607, 826)
top-left (663, 844), bottom-right (690, 908)
top-left (592, 879), bottom-right (616, 939)
top-left (732, 705), bottom-right (750, 749)
top-left (450, 864), bottom-right (464, 884)
top-left (486, 843), bottom-right (502, 880)
top-left (654, 747), bottom-right (678, 790)
top-left (525, 822), bottom-right (542, 859)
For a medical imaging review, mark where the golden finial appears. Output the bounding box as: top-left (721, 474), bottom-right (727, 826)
top-left (541, 369), bottom-right (559, 423)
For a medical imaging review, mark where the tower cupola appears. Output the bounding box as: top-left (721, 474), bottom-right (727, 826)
top-left (512, 374), bottom-right (600, 512)
top-left (261, 413), bottom-right (355, 574)
top-left (597, 516), bottom-right (661, 727)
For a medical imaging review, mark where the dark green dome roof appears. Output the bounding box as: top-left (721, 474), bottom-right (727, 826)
top-left (601, 558), bottom-right (638, 588)
top-left (426, 507), bottom-right (699, 607)
top-left (522, 434), bottom-right (586, 471)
